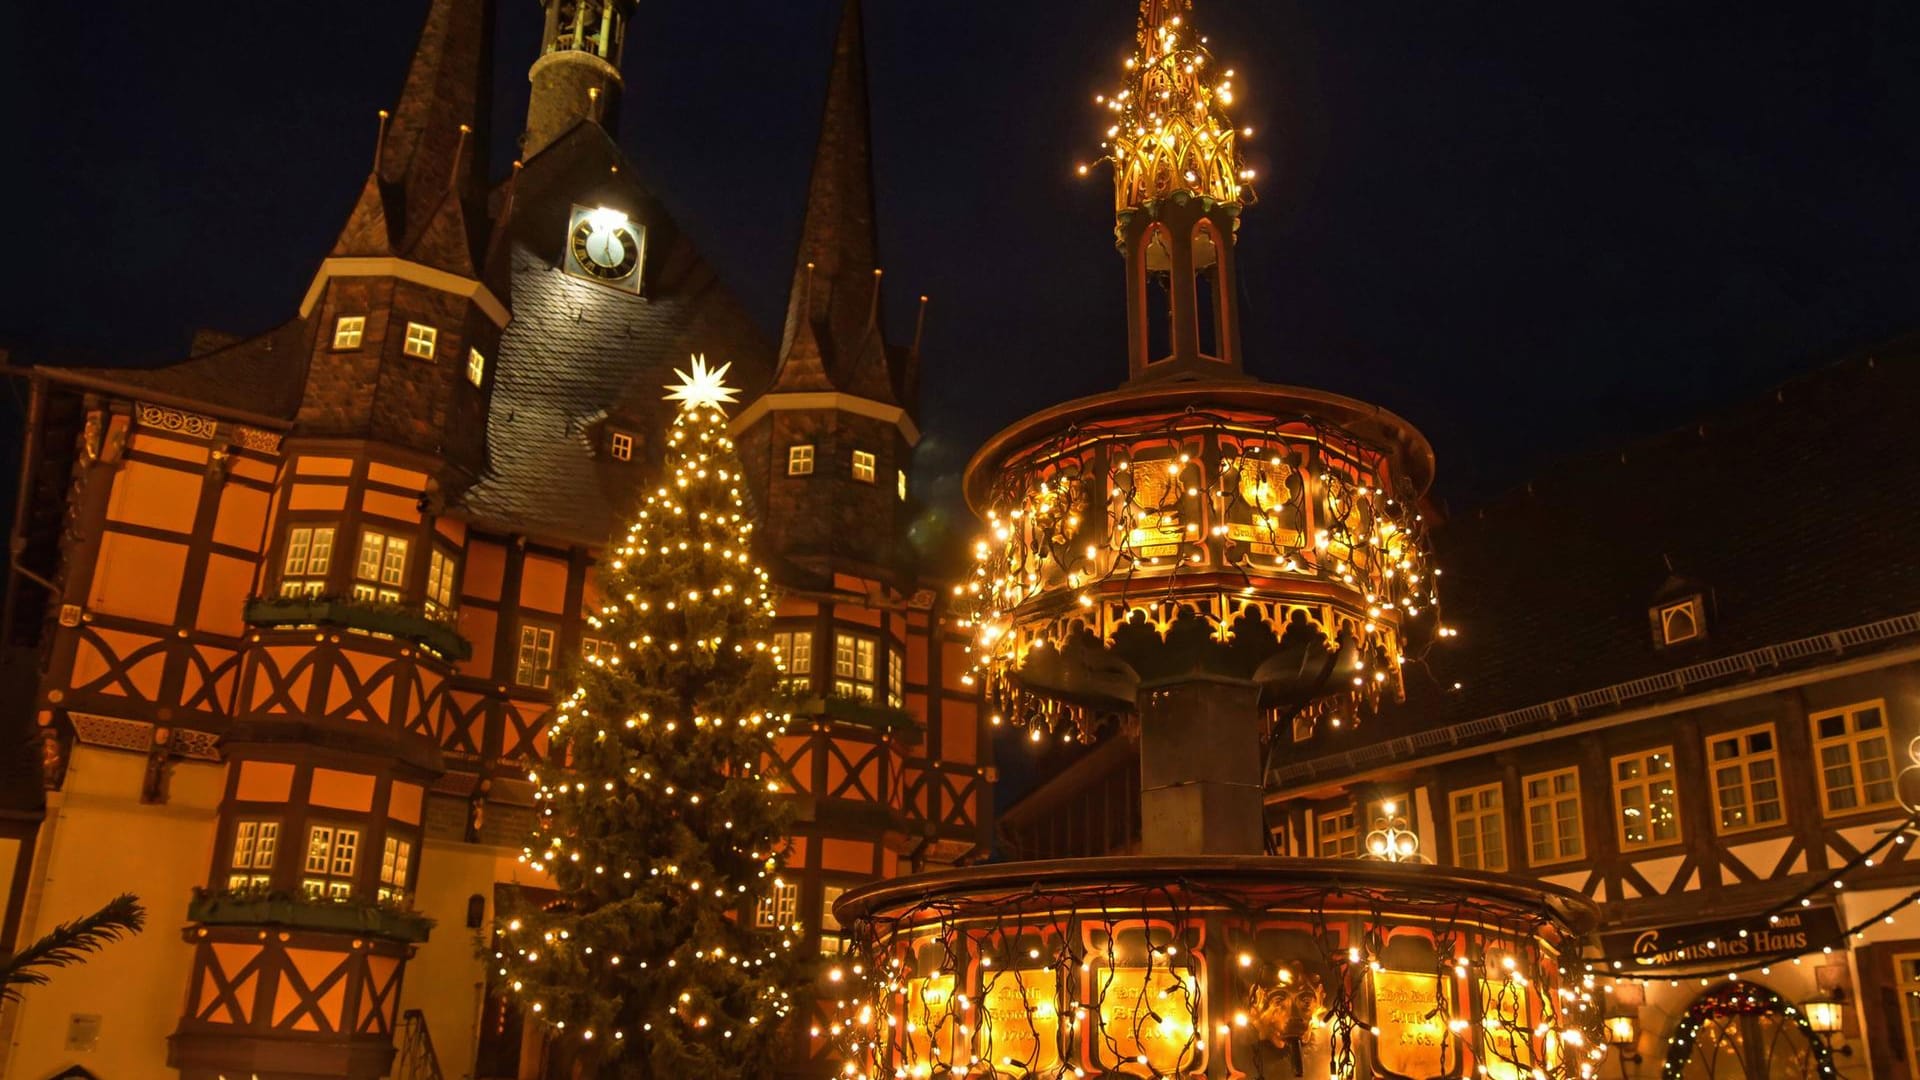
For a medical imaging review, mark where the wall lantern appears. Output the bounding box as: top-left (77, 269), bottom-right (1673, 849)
top-left (1803, 991), bottom-right (1846, 1036)
top-left (1602, 1009), bottom-right (1640, 1047)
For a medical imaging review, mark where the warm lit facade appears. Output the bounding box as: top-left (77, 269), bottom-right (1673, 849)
top-left (0, 2), bottom-right (989, 1078)
top-left (1001, 351), bottom-right (1920, 1079)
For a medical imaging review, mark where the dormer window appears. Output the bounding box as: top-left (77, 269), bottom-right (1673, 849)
top-left (609, 431), bottom-right (634, 461)
top-left (332, 316), bottom-right (365, 350)
top-left (1655, 596), bottom-right (1704, 647)
top-left (403, 322), bottom-right (437, 360)
top-left (852, 450), bottom-right (876, 484)
top-left (788, 445), bottom-right (815, 476)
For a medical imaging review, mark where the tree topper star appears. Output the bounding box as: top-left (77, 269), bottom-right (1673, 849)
top-left (664, 355), bottom-right (740, 412)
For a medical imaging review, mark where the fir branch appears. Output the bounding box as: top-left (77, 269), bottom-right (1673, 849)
top-left (0, 894), bottom-right (146, 1003)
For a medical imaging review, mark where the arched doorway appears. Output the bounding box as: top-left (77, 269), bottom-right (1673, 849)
top-left (1663, 982), bottom-right (1838, 1080)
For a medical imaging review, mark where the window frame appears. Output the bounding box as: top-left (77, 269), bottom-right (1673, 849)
top-left (227, 819), bottom-right (280, 891)
top-left (302, 823), bottom-right (361, 901)
top-left (466, 347), bottom-right (486, 387)
top-left (278, 524), bottom-right (336, 597)
top-left (332, 315), bottom-right (366, 351)
top-left (1449, 783), bottom-right (1507, 872)
top-left (886, 649), bottom-right (905, 709)
top-left (1315, 807), bottom-right (1358, 858)
top-left (1895, 952), bottom-right (1920, 1080)
top-left (1522, 766), bottom-right (1585, 866)
top-left (516, 621), bottom-right (559, 689)
top-left (402, 322), bottom-right (437, 360)
top-left (353, 528), bottom-right (410, 604)
top-left (425, 546), bottom-right (459, 618)
top-left (610, 431), bottom-right (634, 462)
top-left (755, 880), bottom-right (799, 929)
top-left (1810, 701), bottom-right (1897, 816)
top-left (851, 450), bottom-right (876, 484)
top-left (1612, 747), bottom-right (1682, 851)
top-left (788, 445), bottom-right (815, 476)
top-left (772, 629), bottom-right (815, 694)
top-left (1708, 724), bottom-right (1786, 835)
top-left (378, 834), bottom-right (414, 903)
top-left (819, 883), bottom-right (849, 956)
top-left (832, 631), bottom-right (878, 701)
top-left (897, 470), bottom-right (908, 501)
top-left (1657, 597), bottom-right (1704, 645)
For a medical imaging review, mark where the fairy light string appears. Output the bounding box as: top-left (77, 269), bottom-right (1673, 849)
top-left (962, 407), bottom-right (1444, 746)
top-left (830, 875), bottom-right (1603, 1080)
top-left (493, 356), bottom-right (804, 1071)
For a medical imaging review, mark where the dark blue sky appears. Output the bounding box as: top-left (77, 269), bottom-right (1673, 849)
top-left (5, 1), bottom-right (1918, 519)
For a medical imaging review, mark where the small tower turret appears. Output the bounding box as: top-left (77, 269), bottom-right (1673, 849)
top-left (1098, 0), bottom-right (1256, 382)
top-left (523, 0), bottom-right (635, 158)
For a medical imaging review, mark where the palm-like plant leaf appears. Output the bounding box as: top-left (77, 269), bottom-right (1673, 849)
top-left (0, 894), bottom-right (146, 1003)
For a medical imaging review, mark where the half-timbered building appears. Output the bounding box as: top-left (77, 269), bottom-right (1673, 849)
top-left (0, 2), bottom-right (990, 1078)
top-left (1000, 346), bottom-right (1920, 1079)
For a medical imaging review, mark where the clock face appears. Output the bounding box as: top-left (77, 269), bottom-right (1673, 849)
top-left (569, 217), bottom-right (642, 281)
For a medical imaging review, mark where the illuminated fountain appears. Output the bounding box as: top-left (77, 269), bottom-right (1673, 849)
top-left (831, 3), bottom-right (1603, 1077)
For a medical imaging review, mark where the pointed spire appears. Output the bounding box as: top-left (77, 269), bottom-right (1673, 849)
top-left (770, 0), bottom-right (891, 399)
top-left (331, 0), bottom-right (494, 274)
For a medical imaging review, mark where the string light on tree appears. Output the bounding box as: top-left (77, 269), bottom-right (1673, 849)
top-left (496, 356), bottom-right (804, 1077)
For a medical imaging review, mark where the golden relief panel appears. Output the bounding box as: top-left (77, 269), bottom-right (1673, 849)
top-left (1370, 970), bottom-right (1460, 1080)
top-left (1091, 967), bottom-right (1202, 1075)
top-left (977, 969), bottom-right (1061, 1075)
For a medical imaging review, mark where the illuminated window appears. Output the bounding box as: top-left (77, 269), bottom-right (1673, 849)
top-left (1449, 784), bottom-right (1506, 871)
top-left (834, 633), bottom-right (876, 701)
top-left (887, 650), bottom-right (904, 709)
top-left (516, 623), bottom-right (557, 689)
top-left (1812, 702), bottom-right (1895, 814)
top-left (788, 445), bottom-right (815, 476)
top-left (1657, 597), bottom-right (1704, 646)
top-left (403, 322), bottom-right (437, 360)
top-left (279, 525), bottom-right (335, 596)
top-left (425, 548), bottom-right (458, 618)
top-left (755, 881), bottom-right (799, 929)
top-left (1523, 767), bottom-right (1584, 865)
top-left (228, 820), bottom-right (279, 890)
top-left (379, 836), bottom-right (412, 903)
top-left (1709, 726), bottom-right (1783, 833)
top-left (1614, 748), bottom-right (1681, 849)
top-left (897, 470), bottom-right (908, 501)
top-left (772, 630), bottom-right (813, 694)
top-left (332, 316), bottom-right (365, 350)
top-left (353, 530), bottom-right (408, 603)
top-left (582, 637), bottom-right (620, 665)
top-left (610, 431), bottom-right (633, 461)
top-left (303, 825), bottom-right (359, 901)
top-left (851, 450), bottom-right (876, 483)
top-left (1895, 954), bottom-right (1920, 1078)
top-left (467, 347), bottom-right (486, 387)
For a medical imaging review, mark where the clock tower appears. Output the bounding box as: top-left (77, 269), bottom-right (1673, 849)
top-left (524, 0), bottom-right (636, 159)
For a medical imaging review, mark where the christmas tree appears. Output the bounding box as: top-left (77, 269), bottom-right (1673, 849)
top-left (498, 356), bottom-right (803, 1078)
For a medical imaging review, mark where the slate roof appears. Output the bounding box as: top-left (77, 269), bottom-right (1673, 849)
top-left (457, 123), bottom-right (772, 545)
top-left (40, 321), bottom-right (311, 426)
top-left (1331, 339), bottom-right (1920, 754)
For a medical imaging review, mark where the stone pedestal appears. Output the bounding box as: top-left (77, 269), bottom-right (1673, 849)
top-left (1137, 675), bottom-right (1265, 856)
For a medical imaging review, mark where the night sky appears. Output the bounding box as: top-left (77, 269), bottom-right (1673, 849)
top-left (5, 0), bottom-right (1919, 525)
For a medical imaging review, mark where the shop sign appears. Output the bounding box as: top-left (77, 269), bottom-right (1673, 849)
top-left (1601, 907), bottom-right (1843, 968)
